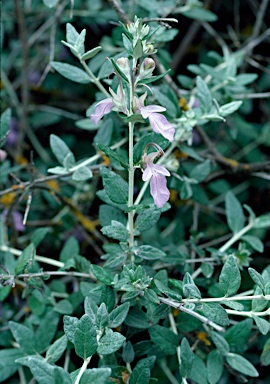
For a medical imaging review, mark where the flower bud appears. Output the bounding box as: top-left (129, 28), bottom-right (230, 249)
top-left (143, 43), bottom-right (155, 54)
top-left (127, 18), bottom-right (150, 40)
top-left (138, 58), bottom-right (155, 81)
top-left (116, 57), bottom-right (130, 80)
top-left (0, 149), bottom-right (7, 162)
top-left (142, 58), bottom-right (155, 71)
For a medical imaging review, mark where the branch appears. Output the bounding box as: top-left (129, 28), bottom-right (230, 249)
top-left (0, 138), bottom-right (127, 197)
top-left (14, 0), bottom-right (29, 150)
top-left (195, 125), bottom-right (270, 178)
top-left (0, 271), bottom-right (96, 287)
top-left (159, 296), bottom-right (225, 332)
top-left (107, 0), bottom-right (131, 24)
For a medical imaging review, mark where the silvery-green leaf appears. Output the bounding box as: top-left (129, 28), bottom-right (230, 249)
top-left (242, 235), bottom-right (264, 253)
top-left (66, 23), bottom-right (79, 45)
top-left (180, 338), bottom-right (194, 378)
top-left (74, 315), bottom-right (97, 359)
top-left (226, 353), bottom-right (259, 377)
top-left (252, 315), bottom-right (270, 335)
top-left (72, 166), bottom-right (92, 181)
top-left (51, 62), bottom-right (90, 83)
top-left (219, 255), bottom-right (241, 296)
top-left (43, 0), bottom-right (58, 8)
top-left (219, 101), bottom-right (242, 117)
top-left (81, 46), bottom-right (102, 61)
top-left (45, 335), bottom-right (68, 363)
top-left (207, 349), bottom-right (224, 384)
top-left (97, 330), bottom-right (125, 355)
top-left (225, 191), bottom-right (245, 233)
top-left (50, 134), bottom-right (75, 166)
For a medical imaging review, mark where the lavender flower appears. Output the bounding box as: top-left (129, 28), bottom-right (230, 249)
top-left (133, 94), bottom-right (175, 142)
top-left (142, 152), bottom-right (170, 208)
top-left (90, 86), bottom-right (128, 125)
top-left (140, 105), bottom-right (175, 142)
top-left (90, 98), bottom-right (114, 124)
top-left (6, 117), bottom-right (18, 148)
top-left (2, 209), bottom-right (25, 232)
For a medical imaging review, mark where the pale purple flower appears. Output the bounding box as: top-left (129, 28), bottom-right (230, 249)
top-left (91, 98), bottom-right (114, 125)
top-left (90, 86), bottom-right (128, 124)
top-left (140, 105), bottom-right (175, 142)
top-left (142, 152), bottom-right (170, 208)
top-left (6, 117), bottom-right (18, 147)
top-left (2, 209), bottom-right (25, 232)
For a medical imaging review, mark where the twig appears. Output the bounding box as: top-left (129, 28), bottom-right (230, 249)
top-left (107, 0), bottom-right (131, 24)
top-left (247, 0), bottom-right (270, 45)
top-left (180, 294), bottom-right (270, 304)
top-left (234, 91), bottom-right (270, 99)
top-left (142, 17), bottom-right (178, 24)
top-left (28, 105), bottom-right (83, 120)
top-left (14, 0), bottom-right (30, 152)
top-left (201, 22), bottom-right (230, 57)
top-left (159, 296), bottom-right (225, 332)
top-left (0, 138), bottom-right (128, 197)
top-left (172, 21), bottom-right (201, 71)
top-left (152, 53), bottom-right (182, 99)
top-left (241, 27), bottom-right (270, 55)
top-left (0, 270), bottom-right (96, 281)
top-left (38, 0), bottom-right (69, 85)
top-left (245, 56), bottom-right (270, 75)
top-left (195, 125), bottom-right (270, 175)
top-left (0, 245), bottom-right (64, 268)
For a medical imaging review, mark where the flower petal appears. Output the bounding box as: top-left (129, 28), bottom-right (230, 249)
top-left (142, 165), bottom-right (153, 181)
top-left (152, 163), bottom-right (170, 177)
top-left (90, 98), bottom-right (113, 124)
top-left (148, 113), bottom-right (175, 142)
top-left (140, 105), bottom-right (166, 118)
top-left (150, 173), bottom-right (170, 208)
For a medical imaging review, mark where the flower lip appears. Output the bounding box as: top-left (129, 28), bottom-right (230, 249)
top-left (141, 150), bottom-right (171, 208)
top-left (140, 105), bottom-right (166, 118)
top-left (138, 105), bottom-right (175, 142)
top-left (90, 98), bottom-right (114, 125)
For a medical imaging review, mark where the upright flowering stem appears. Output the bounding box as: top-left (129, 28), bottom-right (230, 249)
top-left (128, 121), bottom-right (135, 252)
top-left (127, 58), bottom-right (137, 256)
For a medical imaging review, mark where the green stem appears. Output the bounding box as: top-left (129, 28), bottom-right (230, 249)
top-left (80, 60), bottom-right (111, 98)
top-left (159, 359), bottom-right (180, 384)
top-left (181, 294), bottom-right (269, 303)
top-left (192, 221), bottom-right (254, 279)
top-left (128, 121), bottom-right (135, 254)
top-left (169, 312), bottom-right (181, 367)
top-left (0, 245), bottom-right (64, 268)
top-left (75, 356), bottom-right (92, 384)
top-left (18, 366), bottom-right (27, 384)
top-left (127, 58), bottom-right (137, 257)
top-left (226, 307), bottom-right (270, 317)
top-left (219, 222), bottom-right (254, 253)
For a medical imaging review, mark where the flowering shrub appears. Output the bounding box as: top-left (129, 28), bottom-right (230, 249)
top-left (1, 1), bottom-right (270, 383)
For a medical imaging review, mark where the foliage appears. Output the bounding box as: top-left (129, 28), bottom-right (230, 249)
top-left (1, 0), bottom-right (270, 383)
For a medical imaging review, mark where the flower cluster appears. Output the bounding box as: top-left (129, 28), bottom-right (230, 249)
top-left (90, 59), bottom-right (175, 142)
top-left (90, 53), bottom-right (174, 208)
top-left (126, 17), bottom-right (155, 55)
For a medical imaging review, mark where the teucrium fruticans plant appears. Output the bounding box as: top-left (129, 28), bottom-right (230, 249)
top-left (2, 8), bottom-right (270, 384)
